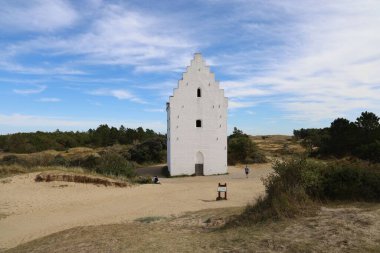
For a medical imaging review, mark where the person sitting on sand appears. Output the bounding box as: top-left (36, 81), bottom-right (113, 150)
top-left (152, 176), bottom-right (160, 184)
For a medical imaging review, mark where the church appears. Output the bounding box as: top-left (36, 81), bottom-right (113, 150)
top-left (166, 53), bottom-right (228, 176)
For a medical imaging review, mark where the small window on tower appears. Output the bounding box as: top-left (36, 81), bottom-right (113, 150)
top-left (196, 120), bottom-right (202, 128)
top-left (197, 88), bottom-right (201, 97)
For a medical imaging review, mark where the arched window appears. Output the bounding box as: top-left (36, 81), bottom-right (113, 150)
top-left (196, 120), bottom-right (202, 127)
top-left (197, 88), bottom-right (201, 97)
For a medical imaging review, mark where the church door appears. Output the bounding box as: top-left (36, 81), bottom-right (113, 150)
top-left (195, 151), bottom-right (204, 176)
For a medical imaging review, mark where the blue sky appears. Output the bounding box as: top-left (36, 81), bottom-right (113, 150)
top-left (1, 0), bottom-right (379, 135)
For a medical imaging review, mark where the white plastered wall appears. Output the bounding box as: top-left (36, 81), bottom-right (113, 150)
top-left (167, 53), bottom-right (228, 176)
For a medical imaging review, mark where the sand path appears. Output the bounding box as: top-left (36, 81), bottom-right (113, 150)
top-left (0, 164), bottom-right (272, 249)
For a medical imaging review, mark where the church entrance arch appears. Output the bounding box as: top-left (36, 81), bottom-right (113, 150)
top-left (195, 151), bottom-right (204, 176)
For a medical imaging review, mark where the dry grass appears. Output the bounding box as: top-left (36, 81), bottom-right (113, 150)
top-left (0, 145), bottom-right (132, 160)
top-left (35, 171), bottom-right (130, 187)
top-left (5, 204), bottom-right (380, 253)
top-left (0, 147), bottom-right (98, 160)
top-left (251, 135), bottom-right (305, 159)
top-left (0, 165), bottom-right (84, 179)
top-left (0, 165), bottom-right (27, 178)
top-left (0, 165), bottom-right (133, 187)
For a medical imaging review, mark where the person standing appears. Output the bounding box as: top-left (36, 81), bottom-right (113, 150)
top-left (244, 165), bottom-right (250, 178)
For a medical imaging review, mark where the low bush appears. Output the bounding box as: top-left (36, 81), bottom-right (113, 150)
top-left (228, 128), bottom-right (267, 165)
top-left (15, 153), bottom-right (56, 168)
top-left (95, 151), bottom-right (136, 178)
top-left (230, 158), bottom-right (380, 225)
top-left (133, 175), bottom-right (152, 184)
top-left (321, 161), bottom-right (380, 201)
top-left (355, 141), bottom-right (380, 163)
top-left (0, 164), bottom-right (27, 178)
top-left (129, 138), bottom-right (166, 164)
top-left (2, 155), bottom-right (20, 165)
top-left (229, 159), bottom-right (318, 225)
top-left (52, 155), bottom-right (69, 166)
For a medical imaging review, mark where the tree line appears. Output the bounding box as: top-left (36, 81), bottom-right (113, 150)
top-left (294, 111), bottom-right (380, 162)
top-left (0, 125), bottom-right (165, 153)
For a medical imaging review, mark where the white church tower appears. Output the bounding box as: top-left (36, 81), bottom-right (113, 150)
top-left (167, 53), bottom-right (228, 176)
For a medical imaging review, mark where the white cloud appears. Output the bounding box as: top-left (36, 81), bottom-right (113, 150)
top-left (88, 88), bottom-right (146, 104)
top-left (0, 113), bottom-right (166, 134)
top-left (1, 0), bottom-right (380, 130)
top-left (37, 97), bottom-right (61, 102)
top-left (225, 87), bottom-right (272, 98)
top-left (228, 100), bottom-right (256, 109)
top-left (0, 61), bottom-right (86, 75)
top-left (2, 4), bottom-right (196, 73)
top-left (13, 85), bottom-right (46, 94)
top-left (217, 0), bottom-right (380, 122)
top-left (0, 0), bottom-right (78, 32)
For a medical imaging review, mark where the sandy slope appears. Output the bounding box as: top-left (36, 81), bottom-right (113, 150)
top-left (0, 164), bottom-right (272, 249)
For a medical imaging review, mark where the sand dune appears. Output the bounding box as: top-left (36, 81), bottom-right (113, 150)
top-left (0, 164), bottom-right (272, 249)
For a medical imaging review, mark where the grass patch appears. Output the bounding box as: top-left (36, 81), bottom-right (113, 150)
top-left (0, 164), bottom-right (28, 178)
top-left (135, 216), bottom-right (166, 223)
top-left (169, 173), bottom-right (196, 178)
top-left (132, 175), bottom-right (152, 184)
top-left (6, 204), bottom-right (380, 253)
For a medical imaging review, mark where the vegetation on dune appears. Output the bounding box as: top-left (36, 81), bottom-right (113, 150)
top-left (0, 124), bottom-right (271, 179)
top-left (35, 171), bottom-right (130, 187)
top-left (129, 137), bottom-right (166, 164)
top-left (0, 165), bottom-right (84, 179)
top-left (228, 127), bottom-right (267, 165)
top-left (0, 152), bottom-right (137, 180)
top-left (0, 129), bottom-right (167, 179)
top-left (0, 125), bottom-right (164, 153)
top-left (230, 158), bottom-right (380, 225)
top-left (95, 151), bottom-right (136, 178)
top-left (294, 111), bottom-right (380, 162)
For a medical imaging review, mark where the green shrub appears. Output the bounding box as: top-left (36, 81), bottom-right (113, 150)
top-left (68, 155), bottom-right (100, 169)
top-left (133, 175), bottom-right (152, 184)
top-left (81, 155), bottom-right (100, 169)
top-left (96, 151), bottom-right (136, 178)
top-left (2, 155), bottom-right (19, 165)
top-left (355, 141), bottom-right (380, 162)
top-left (52, 155), bottom-right (68, 167)
top-left (321, 161), bottom-right (380, 201)
top-left (228, 127), bottom-right (267, 165)
top-left (271, 158), bottom-right (326, 199)
top-left (230, 158), bottom-right (380, 225)
top-left (272, 158), bottom-right (380, 202)
top-left (129, 138), bottom-right (166, 164)
top-left (229, 159), bottom-right (317, 225)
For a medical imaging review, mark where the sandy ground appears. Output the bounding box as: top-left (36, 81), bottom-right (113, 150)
top-left (0, 164), bottom-right (272, 249)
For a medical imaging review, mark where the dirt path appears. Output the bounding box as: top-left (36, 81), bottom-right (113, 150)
top-left (0, 164), bottom-right (272, 249)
